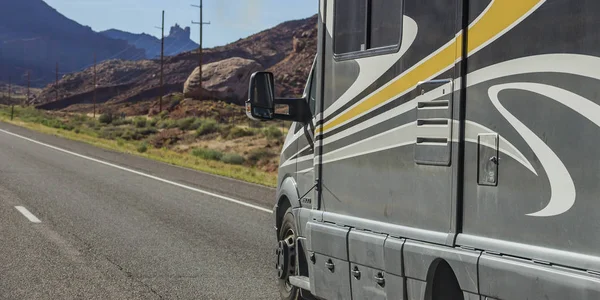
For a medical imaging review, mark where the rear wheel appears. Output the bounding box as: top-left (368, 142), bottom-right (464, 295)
top-left (276, 207), bottom-right (305, 300)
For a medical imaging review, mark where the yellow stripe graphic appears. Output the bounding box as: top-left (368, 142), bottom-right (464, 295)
top-left (319, 0), bottom-right (545, 134)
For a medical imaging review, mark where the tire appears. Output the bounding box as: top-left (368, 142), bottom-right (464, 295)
top-left (277, 207), bottom-right (306, 300)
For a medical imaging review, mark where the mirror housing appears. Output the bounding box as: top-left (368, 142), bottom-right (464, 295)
top-left (246, 71), bottom-right (311, 123)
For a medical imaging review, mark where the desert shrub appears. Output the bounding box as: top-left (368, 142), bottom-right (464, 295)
top-left (227, 127), bottom-right (254, 139)
top-left (137, 142), bottom-right (148, 153)
top-left (169, 94), bottom-right (184, 109)
top-left (12, 107), bottom-right (49, 123)
top-left (148, 118), bottom-right (158, 127)
top-left (191, 148), bottom-right (223, 161)
top-left (177, 117), bottom-right (196, 131)
top-left (133, 117), bottom-right (147, 128)
top-left (121, 130), bottom-right (137, 141)
top-left (60, 123), bottom-right (75, 131)
top-left (136, 127), bottom-right (158, 137)
top-left (158, 110), bottom-right (169, 120)
top-left (71, 114), bottom-right (88, 126)
top-left (248, 120), bottom-right (264, 128)
top-left (189, 118), bottom-right (204, 130)
top-left (112, 117), bottom-right (132, 126)
top-left (149, 128), bottom-right (182, 148)
top-left (263, 126), bottom-right (283, 140)
top-left (218, 125), bottom-right (233, 138)
top-left (247, 148), bottom-right (271, 164)
top-left (157, 119), bottom-right (177, 129)
top-left (40, 118), bottom-right (62, 129)
top-left (98, 126), bottom-right (125, 139)
top-left (196, 119), bottom-right (218, 136)
top-left (98, 113), bottom-right (113, 124)
top-left (85, 119), bottom-right (98, 128)
top-left (220, 153), bottom-right (245, 165)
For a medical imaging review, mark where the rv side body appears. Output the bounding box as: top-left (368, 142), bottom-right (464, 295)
top-left (272, 0), bottom-right (600, 299)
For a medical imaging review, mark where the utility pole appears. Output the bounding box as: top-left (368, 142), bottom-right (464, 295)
top-left (155, 10), bottom-right (165, 113)
top-left (9, 77), bottom-right (13, 120)
top-left (192, 0), bottom-right (210, 101)
top-left (55, 62), bottom-right (59, 102)
top-left (26, 71), bottom-right (30, 106)
top-left (93, 53), bottom-right (97, 118)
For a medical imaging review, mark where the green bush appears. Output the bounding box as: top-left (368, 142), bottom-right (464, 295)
top-left (158, 110), bottom-right (169, 120)
top-left (196, 119), bottom-right (218, 136)
top-left (74, 128), bottom-right (80, 134)
top-left (189, 118), bottom-right (204, 130)
top-left (116, 138), bottom-right (125, 147)
top-left (263, 126), bottom-right (283, 140)
top-left (112, 118), bottom-right (132, 126)
top-left (191, 148), bottom-right (223, 161)
top-left (248, 148), bottom-right (271, 164)
top-left (248, 120), bottom-right (264, 128)
top-left (133, 117), bottom-right (147, 128)
top-left (98, 126), bottom-right (125, 140)
top-left (177, 117), bottom-right (196, 131)
top-left (98, 113), bottom-right (113, 124)
top-left (71, 114), bottom-right (88, 127)
top-left (60, 123), bottom-right (75, 131)
top-left (149, 118), bottom-right (158, 127)
top-left (121, 130), bottom-right (135, 141)
top-left (137, 142), bottom-right (148, 153)
top-left (169, 94), bottom-right (184, 109)
top-left (226, 127), bottom-right (255, 139)
top-left (220, 153), bottom-right (245, 165)
top-left (218, 125), bottom-right (233, 138)
top-left (85, 119), bottom-right (98, 128)
top-left (39, 118), bottom-right (57, 128)
top-left (136, 127), bottom-right (158, 137)
top-left (157, 119), bottom-right (177, 129)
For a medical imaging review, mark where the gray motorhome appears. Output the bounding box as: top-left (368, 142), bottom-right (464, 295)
top-left (246, 0), bottom-right (600, 299)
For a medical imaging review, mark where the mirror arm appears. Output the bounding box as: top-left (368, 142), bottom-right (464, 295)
top-left (274, 98), bottom-right (311, 123)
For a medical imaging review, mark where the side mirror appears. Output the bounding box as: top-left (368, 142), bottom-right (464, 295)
top-left (246, 71), bottom-right (312, 123)
top-left (246, 72), bottom-right (275, 120)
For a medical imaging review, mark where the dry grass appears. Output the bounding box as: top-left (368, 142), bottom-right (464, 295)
top-left (0, 111), bottom-right (277, 187)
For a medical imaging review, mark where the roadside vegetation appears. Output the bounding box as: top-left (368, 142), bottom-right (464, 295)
top-left (0, 105), bottom-right (289, 187)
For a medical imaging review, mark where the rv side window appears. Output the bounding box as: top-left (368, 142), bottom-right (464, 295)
top-left (370, 0), bottom-right (403, 49)
top-left (334, 0), bottom-right (403, 57)
top-left (334, 0), bottom-right (367, 54)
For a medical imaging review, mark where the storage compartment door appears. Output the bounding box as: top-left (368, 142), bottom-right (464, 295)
top-left (307, 221), bottom-right (352, 300)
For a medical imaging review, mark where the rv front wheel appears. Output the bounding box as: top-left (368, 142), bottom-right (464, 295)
top-left (276, 207), bottom-right (306, 300)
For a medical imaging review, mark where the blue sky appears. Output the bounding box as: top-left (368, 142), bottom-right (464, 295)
top-left (43, 0), bottom-right (319, 48)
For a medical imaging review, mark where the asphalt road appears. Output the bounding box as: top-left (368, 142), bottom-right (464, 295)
top-left (0, 122), bottom-right (279, 300)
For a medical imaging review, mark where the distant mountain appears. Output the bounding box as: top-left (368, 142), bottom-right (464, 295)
top-left (0, 0), bottom-right (145, 87)
top-left (101, 24), bottom-right (199, 59)
top-left (34, 15), bottom-right (318, 114)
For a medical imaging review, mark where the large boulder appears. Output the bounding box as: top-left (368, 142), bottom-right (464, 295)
top-left (183, 57), bottom-right (263, 104)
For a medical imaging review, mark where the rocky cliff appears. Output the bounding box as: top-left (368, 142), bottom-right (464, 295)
top-left (0, 0), bottom-right (145, 87)
top-left (101, 24), bottom-right (199, 59)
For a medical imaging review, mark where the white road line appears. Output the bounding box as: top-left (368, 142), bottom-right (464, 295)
top-left (15, 206), bottom-right (42, 223)
top-left (0, 129), bottom-right (273, 214)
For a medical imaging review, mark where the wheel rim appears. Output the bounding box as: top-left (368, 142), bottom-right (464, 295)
top-left (277, 227), bottom-right (296, 293)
